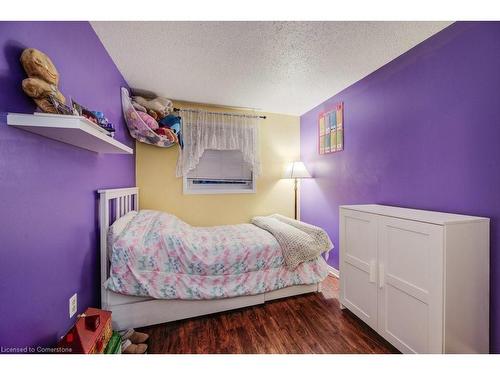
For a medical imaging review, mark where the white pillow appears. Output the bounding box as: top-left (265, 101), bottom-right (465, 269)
top-left (107, 211), bottom-right (138, 258)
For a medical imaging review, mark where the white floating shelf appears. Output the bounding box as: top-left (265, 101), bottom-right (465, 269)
top-left (7, 113), bottom-right (133, 154)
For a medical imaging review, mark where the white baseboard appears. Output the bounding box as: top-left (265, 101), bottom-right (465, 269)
top-left (327, 265), bottom-right (339, 278)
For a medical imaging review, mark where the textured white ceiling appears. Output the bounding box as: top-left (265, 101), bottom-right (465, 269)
top-left (91, 21), bottom-right (452, 115)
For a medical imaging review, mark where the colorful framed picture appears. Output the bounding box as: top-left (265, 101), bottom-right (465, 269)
top-left (318, 102), bottom-right (343, 155)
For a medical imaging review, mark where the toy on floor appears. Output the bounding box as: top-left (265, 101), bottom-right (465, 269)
top-left (57, 308), bottom-right (113, 354)
top-left (20, 48), bottom-right (68, 114)
top-left (104, 332), bottom-right (122, 354)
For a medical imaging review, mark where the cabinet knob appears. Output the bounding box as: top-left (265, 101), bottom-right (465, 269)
top-left (379, 264), bottom-right (385, 289)
top-left (369, 260), bottom-right (376, 283)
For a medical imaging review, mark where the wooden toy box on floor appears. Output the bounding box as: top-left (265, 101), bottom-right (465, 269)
top-left (58, 308), bottom-right (112, 354)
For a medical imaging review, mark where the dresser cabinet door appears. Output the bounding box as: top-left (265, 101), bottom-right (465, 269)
top-left (340, 209), bottom-right (379, 330)
top-left (377, 216), bottom-right (444, 353)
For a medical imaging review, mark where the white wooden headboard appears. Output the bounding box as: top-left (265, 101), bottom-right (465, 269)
top-left (98, 187), bottom-right (139, 307)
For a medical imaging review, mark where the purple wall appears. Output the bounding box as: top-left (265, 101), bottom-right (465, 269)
top-left (300, 22), bottom-right (500, 352)
top-left (0, 22), bottom-right (134, 350)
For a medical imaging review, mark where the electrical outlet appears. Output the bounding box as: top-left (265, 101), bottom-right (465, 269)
top-left (69, 293), bottom-right (77, 318)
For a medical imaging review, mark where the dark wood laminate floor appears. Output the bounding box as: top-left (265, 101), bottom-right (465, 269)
top-left (139, 276), bottom-right (399, 354)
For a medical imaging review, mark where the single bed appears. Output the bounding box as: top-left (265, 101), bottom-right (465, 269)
top-left (99, 187), bottom-right (329, 330)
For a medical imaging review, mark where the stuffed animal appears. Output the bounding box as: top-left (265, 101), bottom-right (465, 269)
top-left (137, 111), bottom-right (159, 130)
top-left (132, 101), bottom-right (147, 113)
top-left (20, 48), bottom-right (66, 114)
top-left (132, 95), bottom-right (173, 120)
top-left (126, 110), bottom-right (159, 131)
top-left (159, 114), bottom-right (181, 135)
top-left (154, 127), bottom-right (178, 143)
top-left (21, 48), bottom-right (59, 84)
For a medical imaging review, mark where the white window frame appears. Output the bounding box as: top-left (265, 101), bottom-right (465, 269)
top-left (183, 175), bottom-right (256, 195)
top-left (182, 150), bottom-right (256, 195)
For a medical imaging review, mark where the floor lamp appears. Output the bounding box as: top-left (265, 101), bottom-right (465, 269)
top-left (283, 161), bottom-right (312, 220)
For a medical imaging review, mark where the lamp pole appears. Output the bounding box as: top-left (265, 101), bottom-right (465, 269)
top-left (284, 161), bottom-right (310, 221)
top-left (294, 178), bottom-right (298, 220)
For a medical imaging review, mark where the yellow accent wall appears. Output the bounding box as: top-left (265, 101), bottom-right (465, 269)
top-left (136, 102), bottom-right (300, 226)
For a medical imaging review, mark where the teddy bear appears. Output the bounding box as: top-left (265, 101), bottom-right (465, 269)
top-left (20, 48), bottom-right (66, 114)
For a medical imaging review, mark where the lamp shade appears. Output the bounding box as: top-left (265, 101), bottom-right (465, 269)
top-left (283, 161), bottom-right (312, 179)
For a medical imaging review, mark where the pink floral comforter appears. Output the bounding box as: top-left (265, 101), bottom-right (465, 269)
top-left (105, 210), bottom-right (329, 300)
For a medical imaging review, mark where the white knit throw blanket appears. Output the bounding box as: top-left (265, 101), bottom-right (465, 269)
top-left (251, 214), bottom-right (333, 269)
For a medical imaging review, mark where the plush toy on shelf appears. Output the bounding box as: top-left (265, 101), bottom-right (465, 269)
top-left (20, 48), bottom-right (67, 114)
top-left (91, 111), bottom-right (116, 136)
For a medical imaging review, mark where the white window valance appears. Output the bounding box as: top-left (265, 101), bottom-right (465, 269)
top-left (176, 109), bottom-right (261, 178)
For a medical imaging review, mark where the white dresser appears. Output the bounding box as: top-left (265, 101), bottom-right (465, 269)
top-left (339, 204), bottom-right (489, 353)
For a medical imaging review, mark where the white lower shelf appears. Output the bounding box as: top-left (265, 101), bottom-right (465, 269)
top-left (7, 113), bottom-right (133, 154)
